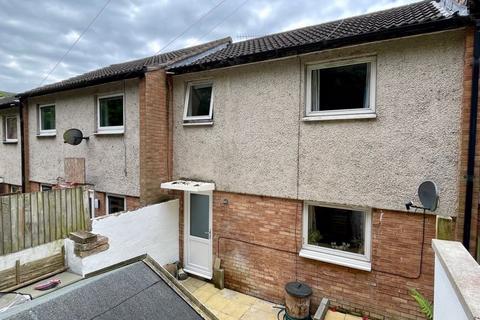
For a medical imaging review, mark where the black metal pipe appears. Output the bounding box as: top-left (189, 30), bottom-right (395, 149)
top-left (19, 98), bottom-right (27, 193)
top-left (463, 19), bottom-right (480, 250)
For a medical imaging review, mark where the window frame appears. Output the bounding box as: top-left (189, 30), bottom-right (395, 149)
top-left (97, 93), bottom-right (125, 134)
top-left (4, 115), bottom-right (18, 143)
top-left (38, 104), bottom-right (56, 136)
top-left (305, 56), bottom-right (377, 121)
top-left (300, 201), bottom-right (372, 271)
top-left (183, 80), bottom-right (214, 123)
top-left (106, 194), bottom-right (126, 215)
top-left (40, 184), bottom-right (52, 192)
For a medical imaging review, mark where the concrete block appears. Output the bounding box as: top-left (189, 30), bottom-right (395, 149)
top-left (314, 298), bottom-right (330, 320)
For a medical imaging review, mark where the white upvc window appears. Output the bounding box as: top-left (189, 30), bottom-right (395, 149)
top-left (106, 194), bottom-right (126, 215)
top-left (183, 81), bottom-right (214, 124)
top-left (39, 104), bottom-right (56, 136)
top-left (305, 56), bottom-right (376, 121)
top-left (300, 202), bottom-right (372, 271)
top-left (97, 94), bottom-right (124, 134)
top-left (4, 115), bottom-right (18, 143)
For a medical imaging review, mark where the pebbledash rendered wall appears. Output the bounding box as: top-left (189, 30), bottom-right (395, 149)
top-left (172, 30), bottom-right (466, 319)
top-left (27, 79), bottom-right (141, 197)
top-left (0, 107), bottom-right (22, 187)
top-left (172, 30), bottom-right (465, 217)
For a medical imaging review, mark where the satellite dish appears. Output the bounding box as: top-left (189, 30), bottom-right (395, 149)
top-left (418, 180), bottom-right (439, 211)
top-left (63, 129), bottom-right (89, 146)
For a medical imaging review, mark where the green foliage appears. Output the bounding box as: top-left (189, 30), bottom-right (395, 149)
top-left (410, 288), bottom-right (433, 320)
top-left (308, 229), bottom-right (323, 244)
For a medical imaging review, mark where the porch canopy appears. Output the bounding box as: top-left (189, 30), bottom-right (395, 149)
top-left (161, 180), bottom-right (215, 192)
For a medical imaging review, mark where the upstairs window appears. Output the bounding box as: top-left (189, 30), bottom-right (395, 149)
top-left (39, 104), bottom-right (56, 135)
top-left (300, 202), bottom-right (372, 271)
top-left (98, 94), bottom-right (124, 133)
top-left (306, 57), bottom-right (376, 120)
top-left (4, 115), bottom-right (18, 143)
top-left (183, 81), bottom-right (213, 124)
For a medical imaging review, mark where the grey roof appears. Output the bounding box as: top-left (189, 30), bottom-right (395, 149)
top-left (2, 262), bottom-right (207, 320)
top-left (0, 95), bottom-right (19, 109)
top-left (21, 37), bottom-right (231, 98)
top-left (170, 0), bottom-right (470, 73)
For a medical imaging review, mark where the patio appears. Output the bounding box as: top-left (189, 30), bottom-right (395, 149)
top-left (181, 277), bottom-right (280, 320)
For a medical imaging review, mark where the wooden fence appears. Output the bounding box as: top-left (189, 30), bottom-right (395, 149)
top-left (0, 247), bottom-right (66, 291)
top-left (0, 187), bottom-right (90, 256)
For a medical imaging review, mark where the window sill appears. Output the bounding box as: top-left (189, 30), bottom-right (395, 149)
top-left (3, 140), bottom-right (18, 144)
top-left (303, 112), bottom-right (376, 122)
top-left (37, 132), bottom-right (56, 137)
top-left (95, 130), bottom-right (125, 135)
top-left (183, 121), bottom-right (214, 127)
top-left (299, 248), bottom-right (371, 271)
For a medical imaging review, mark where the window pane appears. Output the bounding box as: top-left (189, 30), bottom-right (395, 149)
top-left (108, 196), bottom-right (125, 214)
top-left (187, 84), bottom-right (212, 117)
top-left (41, 106), bottom-right (55, 130)
top-left (190, 193), bottom-right (210, 239)
top-left (6, 117), bottom-right (17, 140)
top-left (99, 96), bottom-right (124, 127)
top-left (307, 205), bottom-right (365, 255)
top-left (312, 63), bottom-right (369, 111)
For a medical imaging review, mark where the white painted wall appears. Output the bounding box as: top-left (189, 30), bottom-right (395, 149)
top-left (65, 199), bottom-right (179, 276)
top-left (433, 256), bottom-right (469, 320)
top-left (0, 240), bottom-right (64, 271)
top-left (432, 240), bottom-right (480, 320)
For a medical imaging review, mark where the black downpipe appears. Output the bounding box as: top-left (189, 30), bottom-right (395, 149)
top-left (19, 98), bottom-right (26, 193)
top-left (463, 20), bottom-right (480, 251)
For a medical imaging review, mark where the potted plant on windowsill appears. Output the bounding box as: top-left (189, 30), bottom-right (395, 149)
top-left (308, 230), bottom-right (323, 245)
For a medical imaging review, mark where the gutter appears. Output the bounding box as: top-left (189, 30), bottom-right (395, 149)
top-left (463, 19), bottom-right (480, 251)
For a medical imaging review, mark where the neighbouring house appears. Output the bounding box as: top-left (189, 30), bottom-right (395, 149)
top-left (0, 94), bottom-right (21, 195)
top-left (159, 0), bottom-right (479, 319)
top-left (16, 38), bottom-right (230, 217)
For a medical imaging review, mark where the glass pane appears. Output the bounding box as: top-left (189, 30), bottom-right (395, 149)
top-left (6, 117), bottom-right (17, 140)
top-left (108, 196), bottom-right (125, 214)
top-left (99, 96), bottom-right (124, 127)
top-left (314, 63), bottom-right (369, 111)
top-left (188, 85), bottom-right (212, 117)
top-left (41, 105), bottom-right (55, 130)
top-left (190, 193), bottom-right (210, 239)
top-left (307, 205), bottom-right (365, 254)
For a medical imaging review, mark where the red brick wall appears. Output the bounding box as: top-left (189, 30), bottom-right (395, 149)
top-left (139, 69), bottom-right (171, 206)
top-left (179, 191), bottom-right (435, 319)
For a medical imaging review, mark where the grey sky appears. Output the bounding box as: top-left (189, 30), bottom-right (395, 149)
top-left (0, 0), bottom-right (418, 93)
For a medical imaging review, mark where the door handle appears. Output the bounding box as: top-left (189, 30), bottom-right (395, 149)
top-left (204, 230), bottom-right (211, 239)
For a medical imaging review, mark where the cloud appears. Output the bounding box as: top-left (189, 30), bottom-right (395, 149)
top-left (0, 0), bottom-right (419, 92)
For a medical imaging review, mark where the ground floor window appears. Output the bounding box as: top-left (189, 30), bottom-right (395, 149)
top-left (10, 185), bottom-right (21, 193)
top-left (107, 194), bottom-right (126, 215)
top-left (40, 184), bottom-right (52, 191)
top-left (300, 202), bottom-right (372, 271)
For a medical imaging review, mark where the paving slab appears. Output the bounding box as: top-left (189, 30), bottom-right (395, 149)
top-left (181, 276), bottom-right (279, 320)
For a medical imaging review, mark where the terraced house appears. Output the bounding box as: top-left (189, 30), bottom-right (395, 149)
top-left (0, 94), bottom-right (21, 195)
top-left (159, 0), bottom-right (480, 319)
top-left (3, 0), bottom-right (480, 319)
top-left (15, 38), bottom-right (229, 217)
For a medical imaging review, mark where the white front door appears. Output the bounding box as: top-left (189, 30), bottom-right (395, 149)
top-left (184, 191), bottom-right (213, 279)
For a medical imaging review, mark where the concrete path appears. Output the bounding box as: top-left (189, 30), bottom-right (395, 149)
top-left (181, 277), bottom-right (280, 320)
